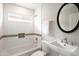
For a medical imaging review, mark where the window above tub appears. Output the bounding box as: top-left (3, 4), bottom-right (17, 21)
top-left (8, 12), bottom-right (33, 23)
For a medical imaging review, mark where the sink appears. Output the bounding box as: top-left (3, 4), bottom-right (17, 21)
top-left (61, 43), bottom-right (77, 52)
top-left (51, 40), bottom-right (78, 53)
top-left (51, 41), bottom-right (64, 48)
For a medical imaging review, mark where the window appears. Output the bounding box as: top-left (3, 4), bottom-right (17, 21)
top-left (8, 12), bottom-right (33, 23)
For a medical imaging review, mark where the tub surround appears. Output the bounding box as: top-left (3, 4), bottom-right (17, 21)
top-left (18, 33), bottom-right (25, 38)
top-left (0, 33), bottom-right (42, 40)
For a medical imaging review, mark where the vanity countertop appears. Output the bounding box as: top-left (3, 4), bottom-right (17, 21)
top-left (42, 40), bottom-right (79, 56)
top-left (72, 47), bottom-right (79, 56)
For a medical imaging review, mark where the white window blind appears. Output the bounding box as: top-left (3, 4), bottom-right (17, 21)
top-left (8, 12), bottom-right (33, 23)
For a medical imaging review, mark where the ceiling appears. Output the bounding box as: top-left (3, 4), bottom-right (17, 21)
top-left (15, 3), bottom-right (41, 10)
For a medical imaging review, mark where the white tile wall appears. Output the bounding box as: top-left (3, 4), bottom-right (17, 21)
top-left (0, 3), bottom-right (3, 50)
top-left (41, 3), bottom-right (79, 47)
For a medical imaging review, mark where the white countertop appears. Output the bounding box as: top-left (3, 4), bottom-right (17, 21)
top-left (42, 39), bottom-right (79, 56)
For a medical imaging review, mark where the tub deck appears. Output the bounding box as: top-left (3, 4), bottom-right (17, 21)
top-left (0, 45), bottom-right (41, 56)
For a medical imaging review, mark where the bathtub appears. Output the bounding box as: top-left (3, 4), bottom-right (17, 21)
top-left (0, 45), bottom-right (41, 56)
top-left (0, 34), bottom-right (41, 56)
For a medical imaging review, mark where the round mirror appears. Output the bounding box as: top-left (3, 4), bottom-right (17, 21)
top-left (57, 3), bottom-right (79, 33)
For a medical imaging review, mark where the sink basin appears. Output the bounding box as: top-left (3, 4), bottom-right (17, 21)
top-left (51, 41), bottom-right (64, 48)
top-left (51, 41), bottom-right (78, 53)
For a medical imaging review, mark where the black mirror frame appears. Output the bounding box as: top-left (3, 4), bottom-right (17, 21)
top-left (57, 3), bottom-right (79, 33)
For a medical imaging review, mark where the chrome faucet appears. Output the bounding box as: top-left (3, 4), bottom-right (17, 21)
top-left (61, 38), bottom-right (74, 46)
top-left (64, 38), bottom-right (68, 44)
top-left (71, 41), bottom-right (74, 45)
top-left (63, 38), bottom-right (68, 46)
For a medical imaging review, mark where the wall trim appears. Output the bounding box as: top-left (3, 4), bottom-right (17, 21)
top-left (0, 33), bottom-right (42, 40)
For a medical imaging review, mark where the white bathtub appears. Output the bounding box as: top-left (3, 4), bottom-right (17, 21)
top-left (0, 35), bottom-right (41, 56)
top-left (0, 45), bottom-right (41, 56)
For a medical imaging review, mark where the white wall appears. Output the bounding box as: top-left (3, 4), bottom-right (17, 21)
top-left (42, 3), bottom-right (79, 46)
top-left (0, 3), bottom-right (3, 50)
top-left (3, 3), bottom-right (34, 35)
top-left (41, 3), bottom-right (62, 37)
top-left (2, 3), bottom-right (37, 49)
top-left (0, 3), bottom-right (3, 36)
top-left (4, 4), bottom-right (34, 34)
top-left (34, 4), bottom-right (42, 34)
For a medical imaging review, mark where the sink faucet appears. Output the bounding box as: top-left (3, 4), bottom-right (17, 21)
top-left (71, 41), bottom-right (74, 45)
top-left (61, 38), bottom-right (74, 46)
top-left (64, 38), bottom-right (68, 44)
top-left (63, 38), bottom-right (68, 46)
